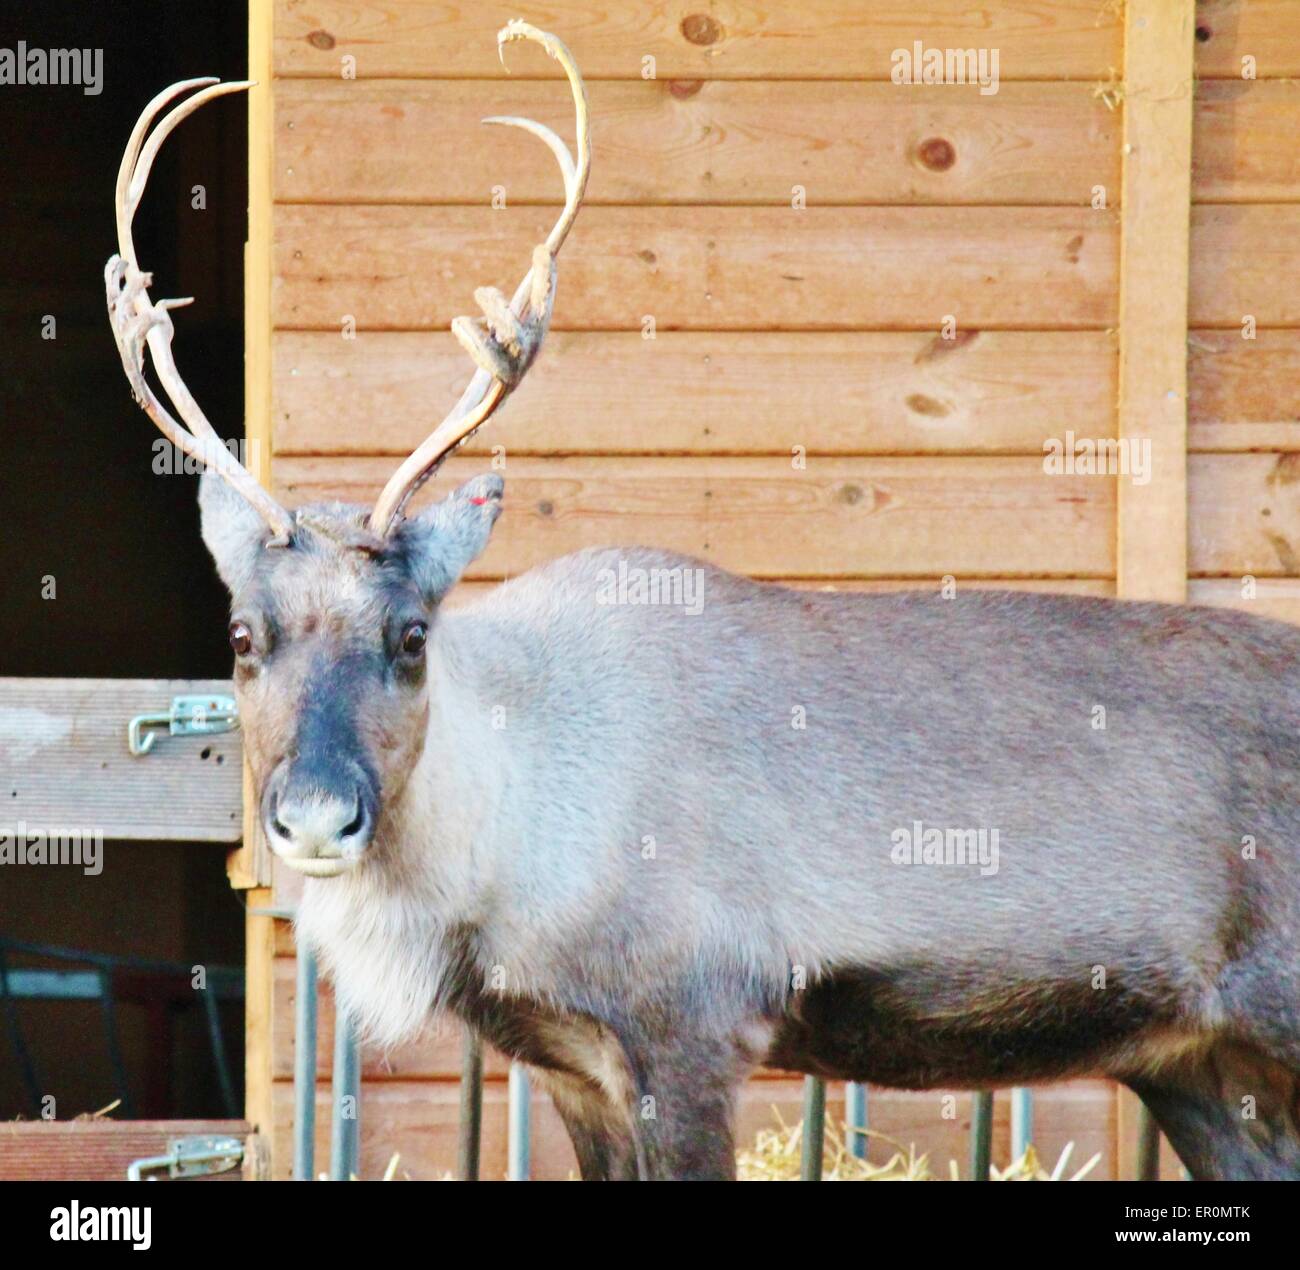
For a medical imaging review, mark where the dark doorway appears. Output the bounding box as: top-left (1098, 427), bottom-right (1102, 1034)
top-left (0, 1), bottom-right (248, 1120)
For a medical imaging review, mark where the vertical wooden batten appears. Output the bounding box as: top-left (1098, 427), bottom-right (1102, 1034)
top-left (239, 0), bottom-right (279, 1177)
top-left (1114, 0), bottom-right (1196, 1180)
top-left (229, 0), bottom-right (275, 894)
top-left (1116, 0), bottom-right (1195, 602)
top-left (244, 887), bottom-right (277, 1178)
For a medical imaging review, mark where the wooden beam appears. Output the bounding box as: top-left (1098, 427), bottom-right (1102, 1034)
top-left (240, 0), bottom-right (279, 1184)
top-left (245, 5), bottom-right (275, 560)
top-left (271, 76), bottom-right (1300, 207)
top-left (274, 330), bottom-right (1118, 458)
top-left (244, 887), bottom-right (278, 1180)
top-left (274, 454), bottom-right (1118, 580)
top-left (229, 0), bottom-right (277, 892)
top-left (273, 205), bottom-right (1119, 332)
top-left (1115, 0), bottom-right (1197, 1177)
top-left (1117, 1), bottom-right (1195, 602)
top-left (272, 0), bottom-right (1121, 82)
top-left (276, 80), bottom-right (1119, 207)
top-left (276, 326), bottom-right (1300, 457)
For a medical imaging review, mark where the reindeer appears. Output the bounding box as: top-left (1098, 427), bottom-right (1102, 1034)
top-left (106, 24), bottom-right (1300, 1180)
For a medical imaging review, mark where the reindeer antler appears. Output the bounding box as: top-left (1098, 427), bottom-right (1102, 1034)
top-left (106, 78), bottom-right (295, 545)
top-left (367, 20), bottom-right (592, 537)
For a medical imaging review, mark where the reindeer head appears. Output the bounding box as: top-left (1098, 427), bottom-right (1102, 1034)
top-left (199, 475), bottom-right (504, 875)
top-left (106, 23), bottom-right (588, 877)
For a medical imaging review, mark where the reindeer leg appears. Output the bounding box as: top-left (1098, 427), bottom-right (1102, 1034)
top-left (532, 1068), bottom-right (638, 1180)
top-left (1126, 1041), bottom-right (1300, 1180)
top-left (620, 1026), bottom-right (754, 1180)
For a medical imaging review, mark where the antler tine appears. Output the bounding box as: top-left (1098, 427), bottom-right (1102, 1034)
top-left (107, 79), bottom-right (295, 545)
top-left (495, 18), bottom-right (592, 257)
top-left (368, 21), bottom-right (592, 537)
top-left (114, 77), bottom-right (218, 265)
top-left (483, 115), bottom-right (577, 198)
top-left (124, 80), bottom-right (254, 258)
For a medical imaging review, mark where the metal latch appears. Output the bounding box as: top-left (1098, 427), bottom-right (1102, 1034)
top-left (127, 1134), bottom-right (244, 1181)
top-left (128, 694), bottom-right (238, 756)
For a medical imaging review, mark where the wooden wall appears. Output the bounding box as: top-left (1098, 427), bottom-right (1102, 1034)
top-left (249, 0), bottom-right (1300, 1178)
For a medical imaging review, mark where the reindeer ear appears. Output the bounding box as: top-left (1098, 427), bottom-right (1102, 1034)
top-left (199, 470), bottom-right (271, 594)
top-left (402, 473), bottom-right (504, 601)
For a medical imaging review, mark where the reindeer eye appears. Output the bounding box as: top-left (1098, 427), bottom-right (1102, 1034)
top-left (400, 621), bottom-right (428, 657)
top-left (229, 621), bottom-right (253, 657)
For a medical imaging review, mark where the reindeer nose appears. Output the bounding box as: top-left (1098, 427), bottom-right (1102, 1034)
top-left (264, 778), bottom-right (371, 876)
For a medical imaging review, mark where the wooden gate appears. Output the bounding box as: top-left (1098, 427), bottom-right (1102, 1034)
top-left (0, 678), bottom-right (260, 1180)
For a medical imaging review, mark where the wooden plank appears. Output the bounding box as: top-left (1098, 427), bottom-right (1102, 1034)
top-left (274, 331), bottom-right (1118, 457)
top-left (1194, 0), bottom-right (1300, 79)
top-left (231, 0), bottom-right (279, 893)
top-left (782, 579), bottom-right (1115, 596)
top-left (1116, 0), bottom-right (1194, 604)
top-left (238, 2), bottom-right (279, 1183)
top-left (276, 80), bottom-right (1119, 207)
top-left (1188, 329), bottom-right (1300, 451)
top-left (274, 454), bottom-right (1115, 579)
top-left (248, 35), bottom-right (277, 561)
top-left (245, 886), bottom-right (278, 1180)
top-left (1193, 81), bottom-right (1300, 202)
top-left (0, 678), bottom-right (241, 842)
top-left (274, 917), bottom-right (296, 958)
top-left (1188, 577), bottom-right (1300, 624)
top-left (1190, 205), bottom-right (1300, 327)
top-left (0, 1120), bottom-right (253, 1181)
top-left (1189, 452), bottom-right (1300, 576)
top-left (269, 1077), bottom-right (1116, 1181)
top-left (273, 0), bottom-right (1121, 81)
top-left (277, 325), bottom-right (1300, 457)
top-left (274, 205), bottom-right (1119, 331)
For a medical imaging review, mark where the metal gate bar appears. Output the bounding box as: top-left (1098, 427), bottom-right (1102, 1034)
top-left (458, 1031), bottom-right (483, 1181)
top-left (969, 1090), bottom-right (994, 1180)
top-left (1010, 1086), bottom-right (1033, 1161)
top-left (797, 1082), bottom-right (1164, 1181)
top-left (507, 1063), bottom-right (531, 1180)
top-left (0, 935), bottom-right (242, 1121)
top-left (799, 1075), bottom-right (826, 1181)
top-left (845, 1081), bottom-right (868, 1159)
top-left (0, 947), bottom-right (43, 1117)
top-left (282, 964), bottom-right (1168, 1181)
top-left (293, 949), bottom-right (318, 1179)
top-left (96, 969), bottom-right (135, 1119)
top-left (200, 987), bottom-right (240, 1119)
top-left (329, 1010), bottom-right (360, 1180)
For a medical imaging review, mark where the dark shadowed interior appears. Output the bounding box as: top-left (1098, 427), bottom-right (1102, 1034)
top-left (0, 0), bottom-right (247, 1120)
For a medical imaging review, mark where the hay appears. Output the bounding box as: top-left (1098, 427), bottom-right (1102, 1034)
top-left (1092, 67), bottom-right (1124, 112)
top-left (736, 1108), bottom-right (1101, 1181)
top-left (329, 1112), bottom-right (1102, 1181)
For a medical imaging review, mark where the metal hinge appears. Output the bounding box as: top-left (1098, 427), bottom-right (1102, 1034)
top-left (127, 694), bottom-right (238, 756)
top-left (127, 1134), bottom-right (244, 1181)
